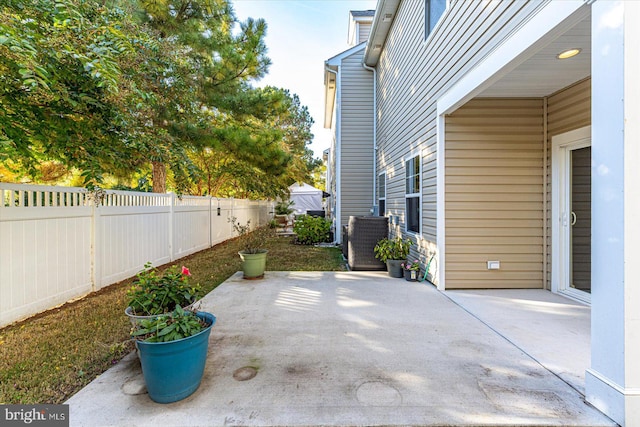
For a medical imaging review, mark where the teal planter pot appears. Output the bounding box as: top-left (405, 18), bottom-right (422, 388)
top-left (136, 312), bottom-right (216, 403)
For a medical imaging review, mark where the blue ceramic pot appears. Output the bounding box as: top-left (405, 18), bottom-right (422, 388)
top-left (136, 312), bottom-right (216, 403)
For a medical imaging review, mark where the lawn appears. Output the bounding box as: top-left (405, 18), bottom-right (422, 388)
top-left (0, 234), bottom-right (345, 404)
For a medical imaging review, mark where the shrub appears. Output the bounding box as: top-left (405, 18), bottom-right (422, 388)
top-left (229, 216), bottom-right (274, 253)
top-left (373, 237), bottom-right (412, 262)
top-left (275, 199), bottom-right (294, 215)
top-left (126, 263), bottom-right (201, 316)
top-left (131, 307), bottom-right (206, 343)
top-left (293, 215), bottom-right (331, 245)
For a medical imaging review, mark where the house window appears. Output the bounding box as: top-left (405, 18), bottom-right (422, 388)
top-left (425, 0), bottom-right (446, 40)
top-left (405, 155), bottom-right (420, 233)
top-left (378, 172), bottom-right (386, 216)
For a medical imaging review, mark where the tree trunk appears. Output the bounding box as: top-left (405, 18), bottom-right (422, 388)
top-left (152, 161), bottom-right (167, 193)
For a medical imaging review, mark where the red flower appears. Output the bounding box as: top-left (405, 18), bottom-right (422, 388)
top-left (181, 266), bottom-right (191, 276)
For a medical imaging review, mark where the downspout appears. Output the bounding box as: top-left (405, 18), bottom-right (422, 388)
top-left (361, 59), bottom-right (377, 215)
top-left (325, 66), bottom-right (341, 243)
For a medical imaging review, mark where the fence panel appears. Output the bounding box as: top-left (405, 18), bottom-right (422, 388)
top-left (211, 198), bottom-right (234, 246)
top-left (173, 196), bottom-right (211, 260)
top-left (0, 184), bottom-right (92, 326)
top-left (0, 184), bottom-right (274, 327)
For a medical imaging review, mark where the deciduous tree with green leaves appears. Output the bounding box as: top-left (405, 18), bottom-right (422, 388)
top-left (0, 0), bottom-right (155, 186)
top-left (0, 0), bottom-right (323, 197)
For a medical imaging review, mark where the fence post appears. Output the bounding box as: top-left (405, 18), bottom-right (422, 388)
top-left (170, 193), bottom-right (175, 261)
top-left (90, 197), bottom-right (99, 291)
top-left (209, 196), bottom-right (213, 249)
top-left (89, 203), bottom-right (98, 291)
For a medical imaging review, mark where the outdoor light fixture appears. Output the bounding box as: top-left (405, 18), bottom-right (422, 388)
top-left (216, 198), bottom-right (221, 216)
top-left (557, 48), bottom-right (581, 59)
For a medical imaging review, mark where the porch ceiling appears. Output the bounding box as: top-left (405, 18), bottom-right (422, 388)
top-left (479, 14), bottom-right (591, 98)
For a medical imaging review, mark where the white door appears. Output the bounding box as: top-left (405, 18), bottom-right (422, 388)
top-left (552, 126), bottom-right (591, 304)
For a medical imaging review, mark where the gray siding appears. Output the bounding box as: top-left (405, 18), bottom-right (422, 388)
top-left (339, 50), bottom-right (375, 229)
top-left (359, 22), bottom-right (372, 44)
top-left (376, 0), bottom-right (545, 252)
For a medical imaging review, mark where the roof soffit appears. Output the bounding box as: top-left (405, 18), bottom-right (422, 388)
top-left (364, 0), bottom-right (400, 67)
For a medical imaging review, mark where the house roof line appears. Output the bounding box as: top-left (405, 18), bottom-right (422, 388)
top-left (326, 42), bottom-right (367, 66)
top-left (324, 43), bottom-right (367, 128)
top-left (364, 0), bottom-right (400, 67)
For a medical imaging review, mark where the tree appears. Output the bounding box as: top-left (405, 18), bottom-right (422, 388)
top-left (0, 0), bottom-right (323, 197)
top-left (133, 0), bottom-right (272, 193)
top-left (187, 86), bottom-right (316, 199)
top-left (0, 0), bottom-right (161, 187)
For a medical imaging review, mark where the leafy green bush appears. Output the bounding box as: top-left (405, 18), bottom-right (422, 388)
top-left (293, 215), bottom-right (332, 245)
top-left (373, 237), bottom-right (412, 262)
top-left (126, 263), bottom-right (201, 315)
top-left (275, 200), bottom-right (294, 215)
top-left (131, 307), bottom-right (205, 343)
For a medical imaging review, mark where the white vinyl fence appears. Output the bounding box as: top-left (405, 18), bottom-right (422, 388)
top-left (0, 183), bottom-right (274, 327)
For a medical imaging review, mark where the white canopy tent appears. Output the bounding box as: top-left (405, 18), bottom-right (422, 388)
top-left (289, 182), bottom-right (323, 215)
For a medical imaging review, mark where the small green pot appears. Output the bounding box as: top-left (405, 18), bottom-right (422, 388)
top-left (239, 250), bottom-right (268, 279)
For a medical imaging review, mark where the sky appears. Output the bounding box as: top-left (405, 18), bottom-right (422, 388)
top-left (232, 0), bottom-right (377, 159)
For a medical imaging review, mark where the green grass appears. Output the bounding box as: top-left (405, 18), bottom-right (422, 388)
top-left (0, 234), bottom-right (345, 404)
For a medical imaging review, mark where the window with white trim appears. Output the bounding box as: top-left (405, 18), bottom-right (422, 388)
top-left (378, 172), bottom-right (386, 217)
top-left (425, 0), bottom-right (446, 41)
top-left (405, 155), bottom-right (420, 233)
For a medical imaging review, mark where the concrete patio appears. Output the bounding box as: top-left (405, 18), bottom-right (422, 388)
top-left (67, 271), bottom-right (616, 426)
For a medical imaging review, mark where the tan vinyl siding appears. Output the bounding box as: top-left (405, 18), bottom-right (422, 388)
top-left (340, 50), bottom-right (374, 228)
top-left (545, 78), bottom-right (591, 288)
top-left (376, 0), bottom-right (545, 253)
top-left (445, 98), bottom-right (544, 289)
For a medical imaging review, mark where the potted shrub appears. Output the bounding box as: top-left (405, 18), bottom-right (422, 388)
top-left (374, 237), bottom-right (412, 278)
top-left (125, 263), bottom-right (201, 323)
top-left (131, 306), bottom-right (216, 403)
top-left (274, 199), bottom-right (295, 216)
top-left (401, 259), bottom-right (421, 281)
top-left (273, 200), bottom-right (294, 233)
top-left (229, 217), bottom-right (273, 279)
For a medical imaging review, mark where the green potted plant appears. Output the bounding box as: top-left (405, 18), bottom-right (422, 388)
top-left (125, 263), bottom-right (201, 323)
top-left (131, 306), bottom-right (216, 403)
top-left (401, 259), bottom-right (421, 281)
top-left (229, 216), bottom-right (273, 279)
top-left (274, 199), bottom-right (295, 216)
top-left (274, 200), bottom-right (294, 233)
top-left (374, 237), bottom-right (412, 278)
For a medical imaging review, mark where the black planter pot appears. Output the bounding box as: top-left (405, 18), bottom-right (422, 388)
top-left (386, 260), bottom-right (404, 278)
top-left (404, 269), bottom-right (419, 281)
